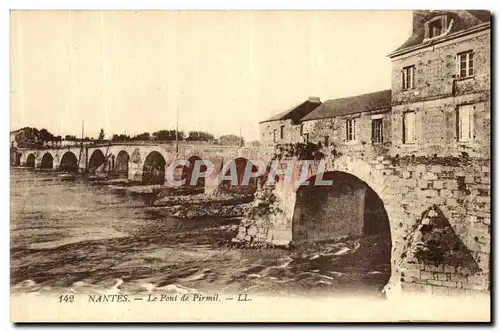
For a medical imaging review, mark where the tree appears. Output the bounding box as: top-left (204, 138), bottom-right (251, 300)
top-left (38, 128), bottom-right (55, 142)
top-left (186, 131), bottom-right (215, 142)
top-left (219, 134), bottom-right (244, 146)
top-left (111, 134), bottom-right (131, 142)
top-left (250, 140), bottom-right (260, 147)
top-left (152, 129), bottom-right (186, 141)
top-left (131, 132), bottom-right (151, 141)
top-left (98, 128), bottom-right (105, 141)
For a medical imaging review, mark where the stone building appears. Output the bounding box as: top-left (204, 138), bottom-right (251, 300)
top-left (259, 97), bottom-right (321, 146)
top-left (244, 10), bottom-right (491, 296)
top-left (300, 89), bottom-right (392, 159)
top-left (388, 10), bottom-right (491, 158)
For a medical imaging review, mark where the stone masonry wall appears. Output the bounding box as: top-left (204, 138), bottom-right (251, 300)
top-left (390, 94), bottom-right (490, 158)
top-left (391, 30), bottom-right (490, 105)
top-left (389, 156), bottom-right (490, 295)
top-left (301, 109), bottom-right (392, 160)
top-left (259, 119), bottom-right (303, 146)
top-left (390, 29), bottom-right (490, 158)
top-left (235, 144), bottom-right (491, 295)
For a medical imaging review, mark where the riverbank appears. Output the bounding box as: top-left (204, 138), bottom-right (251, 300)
top-left (11, 167), bottom-right (393, 299)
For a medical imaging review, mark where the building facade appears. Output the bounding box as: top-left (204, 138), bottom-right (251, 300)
top-left (389, 10), bottom-right (490, 158)
top-left (249, 10), bottom-right (491, 296)
top-left (258, 11), bottom-right (490, 161)
top-left (259, 97), bottom-right (321, 146)
top-left (300, 90), bottom-right (392, 160)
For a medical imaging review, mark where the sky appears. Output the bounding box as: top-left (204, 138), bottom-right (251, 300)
top-left (10, 10), bottom-right (412, 141)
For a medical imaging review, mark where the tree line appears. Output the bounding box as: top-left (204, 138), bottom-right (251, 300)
top-left (11, 127), bottom-right (260, 147)
top-left (111, 130), bottom-right (247, 146)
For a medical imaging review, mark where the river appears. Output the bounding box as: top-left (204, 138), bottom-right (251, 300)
top-left (10, 168), bottom-right (390, 298)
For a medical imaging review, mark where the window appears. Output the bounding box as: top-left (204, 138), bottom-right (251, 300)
top-left (346, 119), bottom-right (356, 141)
top-left (300, 124), bottom-right (304, 136)
top-left (457, 104), bottom-right (474, 142)
top-left (324, 136), bottom-right (329, 146)
top-left (273, 129), bottom-right (277, 143)
top-left (304, 133), bottom-right (309, 143)
top-left (280, 125), bottom-right (285, 140)
top-left (402, 66), bottom-right (415, 90)
top-left (457, 51), bottom-right (474, 78)
top-left (403, 111), bottom-right (416, 144)
top-left (429, 19), bottom-right (443, 38)
top-left (372, 118), bottom-right (383, 144)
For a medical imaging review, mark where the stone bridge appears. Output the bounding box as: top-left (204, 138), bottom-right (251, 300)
top-left (13, 142), bottom-right (490, 296)
top-left (235, 147), bottom-right (490, 296)
top-left (13, 142), bottom-right (263, 193)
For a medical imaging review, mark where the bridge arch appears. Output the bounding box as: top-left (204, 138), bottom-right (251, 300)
top-left (60, 151), bottom-right (78, 173)
top-left (26, 153), bottom-right (36, 168)
top-left (88, 149), bottom-right (106, 173)
top-left (293, 171), bottom-right (391, 241)
top-left (142, 151), bottom-right (166, 185)
top-left (114, 150), bottom-right (130, 178)
top-left (181, 155), bottom-right (208, 188)
top-left (41, 152), bottom-right (54, 169)
top-left (290, 155), bottom-right (397, 290)
top-left (219, 157), bottom-right (259, 194)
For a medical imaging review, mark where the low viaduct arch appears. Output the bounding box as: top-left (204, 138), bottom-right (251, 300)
top-left (235, 152), bottom-right (490, 296)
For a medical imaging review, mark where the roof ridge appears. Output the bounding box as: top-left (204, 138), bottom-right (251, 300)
top-left (323, 89), bottom-right (392, 103)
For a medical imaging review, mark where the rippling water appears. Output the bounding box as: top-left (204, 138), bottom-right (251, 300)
top-left (11, 168), bottom-right (390, 297)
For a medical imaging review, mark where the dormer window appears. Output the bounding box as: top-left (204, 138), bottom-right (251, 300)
top-left (424, 14), bottom-right (453, 41)
top-left (429, 19), bottom-right (442, 38)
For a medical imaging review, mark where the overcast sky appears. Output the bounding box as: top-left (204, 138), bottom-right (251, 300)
top-left (10, 10), bottom-right (412, 141)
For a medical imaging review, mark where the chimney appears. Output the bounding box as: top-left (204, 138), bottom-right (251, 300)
top-left (308, 96), bottom-right (321, 103)
top-left (412, 10), bottom-right (431, 33)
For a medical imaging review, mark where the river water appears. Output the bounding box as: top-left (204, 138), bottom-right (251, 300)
top-left (11, 168), bottom-right (390, 298)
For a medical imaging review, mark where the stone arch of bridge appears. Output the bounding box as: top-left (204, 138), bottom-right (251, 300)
top-left (182, 149), bottom-right (206, 160)
top-left (60, 151), bottom-right (78, 173)
top-left (290, 155), bottom-right (398, 288)
top-left (218, 157), bottom-right (259, 195)
top-left (88, 149), bottom-right (106, 173)
top-left (114, 150), bottom-right (130, 178)
top-left (41, 152), bottom-right (54, 169)
top-left (142, 151), bottom-right (167, 185)
top-left (26, 153), bottom-right (36, 168)
top-left (180, 155), bottom-right (208, 188)
top-left (291, 156), bottom-right (394, 215)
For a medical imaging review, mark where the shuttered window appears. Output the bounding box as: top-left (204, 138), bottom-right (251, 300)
top-left (457, 104), bottom-right (474, 142)
top-left (402, 65), bottom-right (415, 90)
top-left (403, 111), bottom-right (416, 144)
top-left (372, 118), bottom-right (383, 144)
top-left (346, 119), bottom-right (356, 141)
top-left (457, 51), bottom-right (474, 78)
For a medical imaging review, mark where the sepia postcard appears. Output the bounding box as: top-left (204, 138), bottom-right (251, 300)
top-left (10, 10), bottom-right (491, 322)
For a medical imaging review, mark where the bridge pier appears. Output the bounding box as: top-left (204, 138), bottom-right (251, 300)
top-left (204, 176), bottom-right (220, 195)
top-left (128, 161), bottom-right (142, 182)
top-left (19, 154), bottom-right (28, 166)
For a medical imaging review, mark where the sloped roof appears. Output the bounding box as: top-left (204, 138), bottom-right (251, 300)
top-left (390, 10), bottom-right (490, 56)
top-left (301, 90), bottom-right (391, 121)
top-left (260, 98), bottom-right (322, 125)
